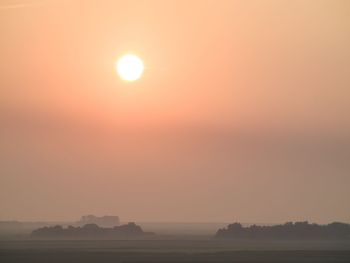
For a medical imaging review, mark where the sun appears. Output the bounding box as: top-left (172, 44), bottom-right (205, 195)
top-left (116, 54), bottom-right (144, 82)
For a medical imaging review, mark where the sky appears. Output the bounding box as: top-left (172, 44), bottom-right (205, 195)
top-left (0, 0), bottom-right (350, 223)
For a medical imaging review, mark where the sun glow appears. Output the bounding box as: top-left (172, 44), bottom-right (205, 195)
top-left (116, 54), bottom-right (144, 81)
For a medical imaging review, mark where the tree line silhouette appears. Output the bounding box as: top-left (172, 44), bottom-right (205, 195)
top-left (216, 221), bottom-right (350, 239)
top-left (31, 222), bottom-right (153, 238)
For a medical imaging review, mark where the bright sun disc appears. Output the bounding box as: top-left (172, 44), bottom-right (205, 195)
top-left (116, 54), bottom-right (144, 81)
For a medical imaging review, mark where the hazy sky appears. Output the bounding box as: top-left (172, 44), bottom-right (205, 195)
top-left (1, 0), bottom-right (350, 223)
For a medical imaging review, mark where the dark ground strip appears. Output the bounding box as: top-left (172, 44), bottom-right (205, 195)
top-left (1, 250), bottom-right (350, 263)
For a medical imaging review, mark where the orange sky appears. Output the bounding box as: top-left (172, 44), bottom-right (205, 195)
top-left (1, 0), bottom-right (350, 223)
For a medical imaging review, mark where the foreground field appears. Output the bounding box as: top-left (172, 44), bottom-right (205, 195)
top-left (1, 239), bottom-right (350, 262)
top-left (1, 250), bottom-right (350, 263)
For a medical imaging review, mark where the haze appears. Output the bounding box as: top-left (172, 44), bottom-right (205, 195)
top-left (0, 0), bottom-right (349, 223)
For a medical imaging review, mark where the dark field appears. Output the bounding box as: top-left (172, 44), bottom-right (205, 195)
top-left (1, 239), bottom-right (350, 262)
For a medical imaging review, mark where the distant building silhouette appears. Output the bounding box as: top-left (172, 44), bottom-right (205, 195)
top-left (31, 222), bottom-right (153, 239)
top-left (76, 215), bottom-right (120, 228)
top-left (215, 221), bottom-right (350, 239)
